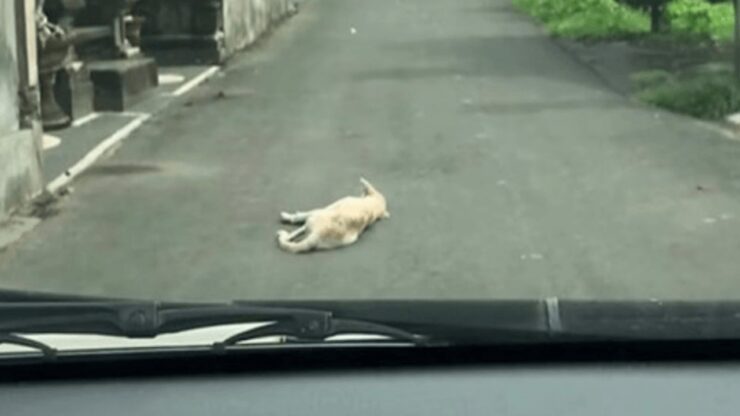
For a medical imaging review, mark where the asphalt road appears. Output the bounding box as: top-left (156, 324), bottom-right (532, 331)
top-left (2, 0), bottom-right (740, 302)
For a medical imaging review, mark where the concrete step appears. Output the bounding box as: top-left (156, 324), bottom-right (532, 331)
top-left (87, 57), bottom-right (159, 111)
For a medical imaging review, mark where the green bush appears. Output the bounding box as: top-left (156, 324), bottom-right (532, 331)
top-left (637, 72), bottom-right (740, 119)
top-left (667, 0), bottom-right (734, 40)
top-left (515, 0), bottom-right (735, 41)
top-left (513, 0), bottom-right (651, 39)
top-left (707, 2), bottom-right (734, 40)
top-left (668, 0), bottom-right (713, 33)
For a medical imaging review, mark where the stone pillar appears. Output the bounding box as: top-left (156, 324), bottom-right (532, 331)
top-left (46, 0), bottom-right (95, 123)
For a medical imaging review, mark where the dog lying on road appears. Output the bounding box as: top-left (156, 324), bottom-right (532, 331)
top-left (277, 178), bottom-right (390, 253)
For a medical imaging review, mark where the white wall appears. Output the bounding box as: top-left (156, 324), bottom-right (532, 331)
top-left (222, 0), bottom-right (294, 56)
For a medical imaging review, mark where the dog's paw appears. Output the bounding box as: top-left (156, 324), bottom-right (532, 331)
top-left (276, 230), bottom-right (289, 239)
top-left (280, 212), bottom-right (293, 223)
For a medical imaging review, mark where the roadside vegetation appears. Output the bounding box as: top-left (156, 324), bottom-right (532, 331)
top-left (634, 67), bottom-right (740, 119)
top-left (512, 0), bottom-right (739, 119)
top-left (512, 0), bottom-right (650, 39)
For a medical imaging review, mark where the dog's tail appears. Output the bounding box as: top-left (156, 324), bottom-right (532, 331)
top-left (360, 177), bottom-right (380, 196)
top-left (277, 230), bottom-right (319, 254)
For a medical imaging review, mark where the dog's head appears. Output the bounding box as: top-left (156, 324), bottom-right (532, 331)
top-left (360, 177), bottom-right (390, 219)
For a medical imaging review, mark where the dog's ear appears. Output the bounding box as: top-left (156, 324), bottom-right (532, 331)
top-left (360, 177), bottom-right (379, 196)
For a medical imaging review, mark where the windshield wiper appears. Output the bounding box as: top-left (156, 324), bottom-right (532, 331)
top-left (7, 291), bottom-right (740, 361)
top-left (0, 300), bottom-right (430, 359)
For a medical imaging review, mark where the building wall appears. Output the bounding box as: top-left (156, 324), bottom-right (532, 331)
top-left (0, 0), bottom-right (43, 222)
top-left (222, 0), bottom-right (293, 56)
top-left (135, 0), bottom-right (296, 64)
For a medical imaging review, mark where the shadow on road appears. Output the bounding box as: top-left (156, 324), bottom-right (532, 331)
top-left (458, 2), bottom-right (530, 17)
top-left (463, 98), bottom-right (627, 114)
top-left (351, 35), bottom-right (613, 93)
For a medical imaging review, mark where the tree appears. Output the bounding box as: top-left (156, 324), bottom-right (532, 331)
top-left (735, 0), bottom-right (740, 81)
top-left (619, 0), bottom-right (672, 32)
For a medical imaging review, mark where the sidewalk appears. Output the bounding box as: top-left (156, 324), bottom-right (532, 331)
top-left (42, 65), bottom-right (222, 195)
top-left (0, 64), bottom-right (222, 251)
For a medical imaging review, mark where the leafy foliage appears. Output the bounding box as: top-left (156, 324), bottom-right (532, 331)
top-left (619, 0), bottom-right (672, 32)
top-left (515, 0), bottom-right (735, 40)
top-left (667, 0), bottom-right (734, 40)
top-left (513, 0), bottom-right (651, 39)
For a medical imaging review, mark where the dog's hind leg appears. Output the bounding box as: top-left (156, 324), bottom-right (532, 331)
top-left (277, 229), bottom-right (320, 253)
top-left (278, 225), bottom-right (308, 242)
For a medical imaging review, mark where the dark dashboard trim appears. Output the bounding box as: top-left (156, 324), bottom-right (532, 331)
top-left (3, 339), bottom-right (740, 383)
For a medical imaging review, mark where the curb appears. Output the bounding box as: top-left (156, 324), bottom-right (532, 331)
top-left (45, 112), bottom-right (152, 197)
top-left (0, 217), bottom-right (40, 252)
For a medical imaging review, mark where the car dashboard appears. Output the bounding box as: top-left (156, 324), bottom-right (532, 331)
top-left (3, 355), bottom-right (739, 415)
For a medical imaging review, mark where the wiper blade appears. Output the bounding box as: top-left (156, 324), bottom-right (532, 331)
top-left (10, 293), bottom-right (740, 360)
top-left (0, 300), bottom-right (429, 358)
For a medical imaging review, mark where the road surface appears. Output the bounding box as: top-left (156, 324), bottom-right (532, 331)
top-left (2, 0), bottom-right (740, 302)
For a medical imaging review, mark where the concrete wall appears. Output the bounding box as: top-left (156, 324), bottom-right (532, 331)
top-left (222, 0), bottom-right (294, 56)
top-left (0, 0), bottom-right (44, 222)
top-left (0, 1), bottom-right (20, 138)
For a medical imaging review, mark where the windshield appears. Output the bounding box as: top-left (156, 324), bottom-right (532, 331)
top-left (1, 0), bottom-right (740, 349)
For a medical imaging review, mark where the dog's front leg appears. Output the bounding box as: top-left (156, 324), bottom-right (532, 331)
top-left (280, 210), bottom-right (317, 224)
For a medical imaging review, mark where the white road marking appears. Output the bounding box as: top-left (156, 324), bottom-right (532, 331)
top-left (727, 112), bottom-right (740, 125)
top-left (117, 111), bottom-right (149, 118)
top-left (171, 66), bottom-right (220, 97)
top-left (42, 134), bottom-right (61, 150)
top-left (46, 113), bottom-right (151, 196)
top-left (159, 73), bottom-right (186, 85)
top-left (71, 112), bottom-right (100, 127)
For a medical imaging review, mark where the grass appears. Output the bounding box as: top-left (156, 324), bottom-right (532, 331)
top-left (513, 0), bottom-right (734, 41)
top-left (635, 68), bottom-right (740, 119)
top-left (512, 0), bottom-right (651, 39)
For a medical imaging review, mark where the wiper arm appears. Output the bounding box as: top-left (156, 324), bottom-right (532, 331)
top-left (215, 316), bottom-right (428, 348)
top-left (0, 334), bottom-right (57, 359)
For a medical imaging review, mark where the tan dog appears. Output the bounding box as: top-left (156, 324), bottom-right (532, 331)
top-left (277, 178), bottom-right (390, 253)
